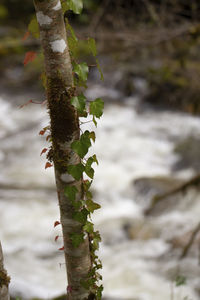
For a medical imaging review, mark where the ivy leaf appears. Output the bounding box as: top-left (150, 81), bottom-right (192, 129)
top-left (93, 231), bottom-right (101, 250)
top-left (67, 163), bottom-right (85, 180)
top-left (71, 94), bottom-right (86, 116)
top-left (85, 158), bottom-right (94, 179)
top-left (175, 275), bottom-right (187, 287)
top-left (67, 0), bottom-right (83, 14)
top-left (93, 116), bottom-right (97, 127)
top-left (89, 131), bottom-right (96, 142)
top-left (89, 98), bottom-right (104, 118)
top-left (71, 131), bottom-right (91, 158)
top-left (85, 155), bottom-right (98, 179)
top-left (92, 154), bottom-right (99, 165)
top-left (88, 37), bottom-right (97, 56)
top-left (54, 221), bottom-right (60, 227)
top-left (45, 162), bottom-right (53, 169)
top-left (83, 180), bottom-right (92, 192)
top-left (28, 17), bottom-right (39, 38)
top-left (40, 148), bottom-right (48, 156)
top-left (55, 235), bottom-right (59, 242)
top-left (64, 185), bottom-right (78, 202)
top-left (86, 199), bottom-right (101, 213)
top-left (97, 285), bottom-right (104, 299)
top-left (83, 221), bottom-right (94, 233)
top-left (73, 208), bottom-right (89, 224)
top-left (23, 51), bottom-right (37, 66)
top-left (70, 232), bottom-right (84, 248)
top-left (74, 62), bottom-right (89, 82)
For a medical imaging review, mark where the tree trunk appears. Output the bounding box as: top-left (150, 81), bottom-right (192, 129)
top-left (0, 242), bottom-right (10, 300)
top-left (33, 1), bottom-right (92, 299)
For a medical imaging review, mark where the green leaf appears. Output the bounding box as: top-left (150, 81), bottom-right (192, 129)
top-left (71, 131), bottom-right (91, 158)
top-left (175, 275), bottom-right (187, 287)
top-left (74, 62), bottom-right (89, 82)
top-left (88, 37), bottom-right (97, 56)
top-left (97, 285), bottom-right (104, 299)
top-left (67, 0), bottom-right (83, 14)
top-left (85, 166), bottom-right (94, 179)
top-left (70, 232), bottom-right (84, 247)
top-left (73, 208), bottom-right (89, 224)
top-left (93, 231), bottom-right (101, 250)
top-left (28, 17), bottom-right (39, 38)
top-left (64, 185), bottom-right (78, 202)
top-left (96, 58), bottom-right (104, 81)
top-left (71, 94), bottom-right (87, 116)
top-left (93, 116), bottom-right (97, 127)
top-left (83, 180), bottom-right (92, 192)
top-left (89, 131), bottom-right (96, 142)
top-left (92, 154), bottom-right (99, 165)
top-left (67, 163), bottom-right (84, 180)
top-left (89, 98), bottom-right (104, 118)
top-left (85, 155), bottom-right (98, 179)
top-left (83, 221), bottom-right (94, 233)
top-left (86, 199), bottom-right (101, 213)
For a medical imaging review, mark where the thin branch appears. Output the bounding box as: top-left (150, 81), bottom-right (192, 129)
top-left (180, 222), bottom-right (200, 259)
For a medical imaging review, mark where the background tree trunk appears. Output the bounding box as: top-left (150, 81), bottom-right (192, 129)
top-left (33, 1), bottom-right (92, 299)
top-left (0, 242), bottom-right (10, 300)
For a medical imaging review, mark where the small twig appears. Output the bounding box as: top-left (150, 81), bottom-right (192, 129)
top-left (80, 120), bottom-right (93, 125)
top-left (180, 222), bottom-right (200, 259)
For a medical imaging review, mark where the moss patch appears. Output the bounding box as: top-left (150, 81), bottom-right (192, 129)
top-left (46, 77), bottom-right (79, 173)
top-left (47, 78), bottom-right (78, 143)
top-left (0, 269), bottom-right (10, 287)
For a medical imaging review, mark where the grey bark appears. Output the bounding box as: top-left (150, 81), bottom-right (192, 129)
top-left (33, 1), bottom-right (92, 299)
top-left (0, 242), bottom-right (10, 300)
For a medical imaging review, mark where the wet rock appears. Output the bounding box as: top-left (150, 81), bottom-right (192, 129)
top-left (133, 176), bottom-right (183, 210)
top-left (173, 135), bottom-right (200, 172)
top-left (123, 219), bottom-right (160, 240)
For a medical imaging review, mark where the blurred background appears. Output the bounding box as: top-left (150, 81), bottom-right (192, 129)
top-left (0, 0), bottom-right (200, 299)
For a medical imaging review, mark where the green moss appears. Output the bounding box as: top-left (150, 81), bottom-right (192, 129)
top-left (46, 77), bottom-right (79, 173)
top-left (0, 269), bottom-right (10, 287)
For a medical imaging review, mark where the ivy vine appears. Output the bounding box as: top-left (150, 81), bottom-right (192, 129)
top-left (24, 0), bottom-right (104, 298)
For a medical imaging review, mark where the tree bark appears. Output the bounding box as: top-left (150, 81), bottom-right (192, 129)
top-left (33, 1), bottom-right (92, 299)
top-left (0, 242), bottom-right (10, 300)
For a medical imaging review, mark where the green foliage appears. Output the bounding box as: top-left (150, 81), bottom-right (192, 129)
top-left (175, 275), bottom-right (187, 287)
top-left (88, 38), bottom-right (97, 57)
top-left (89, 98), bottom-right (104, 118)
top-left (73, 208), bottom-right (89, 224)
top-left (73, 62), bottom-right (89, 83)
top-left (64, 185), bottom-right (78, 202)
top-left (70, 232), bottom-right (84, 247)
top-left (67, 0), bottom-right (83, 14)
top-left (86, 199), bottom-right (101, 213)
top-left (28, 17), bottom-right (39, 38)
top-left (71, 130), bottom-right (92, 158)
top-left (34, 2), bottom-right (104, 296)
top-left (71, 94), bottom-right (87, 116)
top-left (67, 163), bottom-right (85, 180)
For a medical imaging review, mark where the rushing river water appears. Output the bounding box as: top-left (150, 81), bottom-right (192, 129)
top-left (0, 82), bottom-right (200, 300)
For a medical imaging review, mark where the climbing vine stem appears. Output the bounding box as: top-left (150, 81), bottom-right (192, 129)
top-left (63, 1), bottom-right (104, 296)
top-left (26, 0), bottom-right (104, 298)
